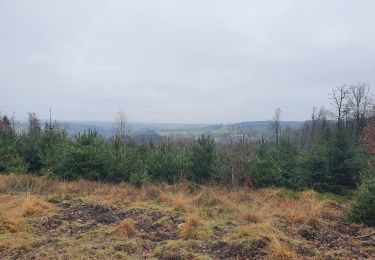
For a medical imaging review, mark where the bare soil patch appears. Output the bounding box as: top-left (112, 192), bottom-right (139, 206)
top-left (292, 217), bottom-right (375, 258)
top-left (207, 239), bottom-right (269, 259)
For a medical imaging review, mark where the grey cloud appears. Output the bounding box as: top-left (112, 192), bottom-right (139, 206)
top-left (1, 0), bottom-right (375, 123)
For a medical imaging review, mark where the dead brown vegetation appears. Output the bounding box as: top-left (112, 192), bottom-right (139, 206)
top-left (112, 218), bottom-right (136, 237)
top-left (0, 174), bottom-right (374, 259)
top-left (180, 214), bottom-right (201, 239)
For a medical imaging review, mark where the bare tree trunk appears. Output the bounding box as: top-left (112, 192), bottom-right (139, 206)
top-left (10, 112), bottom-right (16, 131)
top-left (348, 83), bottom-right (371, 138)
top-left (271, 108), bottom-right (282, 147)
top-left (331, 85), bottom-right (348, 128)
top-left (115, 110), bottom-right (128, 158)
top-left (228, 123), bottom-right (237, 187)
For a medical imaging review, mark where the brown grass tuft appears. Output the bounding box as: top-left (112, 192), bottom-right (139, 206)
top-left (192, 188), bottom-right (221, 208)
top-left (138, 185), bottom-right (161, 201)
top-left (20, 195), bottom-right (57, 217)
top-left (0, 213), bottom-right (23, 233)
top-left (279, 197), bottom-right (325, 224)
top-left (180, 215), bottom-right (201, 240)
top-left (235, 219), bottom-right (281, 241)
top-left (0, 174), bottom-right (57, 195)
top-left (266, 237), bottom-right (297, 260)
top-left (113, 218), bottom-right (136, 237)
top-left (241, 211), bottom-right (262, 224)
top-left (160, 192), bottom-right (190, 212)
top-left (59, 179), bottom-right (100, 195)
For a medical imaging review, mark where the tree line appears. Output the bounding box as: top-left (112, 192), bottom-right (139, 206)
top-left (0, 83), bottom-right (374, 193)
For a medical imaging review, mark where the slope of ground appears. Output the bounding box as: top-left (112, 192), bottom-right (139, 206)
top-left (0, 174), bottom-right (374, 259)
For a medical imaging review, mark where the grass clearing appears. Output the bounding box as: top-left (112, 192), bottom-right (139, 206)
top-left (0, 173), bottom-right (374, 259)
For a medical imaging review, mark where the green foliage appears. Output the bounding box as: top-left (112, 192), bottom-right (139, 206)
top-left (14, 113), bottom-right (44, 173)
top-left (1, 115), bottom-right (69, 174)
top-left (39, 127), bottom-right (69, 174)
top-left (145, 142), bottom-right (185, 183)
top-left (129, 169), bottom-right (151, 187)
top-left (56, 130), bottom-right (113, 180)
top-left (348, 178), bottom-right (375, 226)
top-left (212, 149), bottom-right (231, 184)
top-left (0, 132), bottom-right (28, 172)
top-left (189, 135), bottom-right (216, 183)
top-left (275, 188), bottom-right (300, 200)
top-left (251, 133), bottom-right (368, 193)
top-left (234, 138), bottom-right (253, 184)
top-left (251, 140), bottom-right (304, 189)
top-left (107, 145), bottom-right (137, 182)
top-left (16, 123), bottom-right (70, 174)
top-left (300, 144), bottom-right (330, 191)
top-left (251, 142), bottom-right (281, 188)
top-left (0, 111), bottom-right (369, 193)
top-left (17, 132), bottom-right (43, 173)
top-left (276, 140), bottom-right (305, 189)
top-left (326, 129), bottom-right (367, 194)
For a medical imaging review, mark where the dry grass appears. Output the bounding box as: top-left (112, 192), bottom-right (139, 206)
top-left (0, 191), bottom-right (56, 235)
top-left (160, 191), bottom-right (190, 212)
top-left (180, 214), bottom-right (201, 239)
top-left (235, 219), bottom-right (282, 241)
top-left (0, 173), bottom-right (57, 194)
top-left (20, 195), bottom-right (57, 217)
top-left (136, 184), bottom-right (162, 202)
top-left (0, 195), bottom-right (24, 233)
top-left (192, 188), bottom-right (221, 208)
top-left (266, 237), bottom-right (297, 260)
top-left (277, 192), bottom-right (326, 225)
top-left (112, 218), bottom-right (136, 237)
top-left (0, 212), bottom-right (23, 233)
top-left (0, 174), bottom-right (368, 259)
top-left (241, 210), bottom-right (262, 224)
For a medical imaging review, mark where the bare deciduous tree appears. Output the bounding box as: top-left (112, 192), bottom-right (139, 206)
top-left (27, 112), bottom-right (41, 134)
top-left (115, 111), bottom-right (128, 158)
top-left (318, 106), bottom-right (329, 135)
top-left (347, 83), bottom-right (371, 136)
top-left (228, 123), bottom-right (238, 187)
top-left (271, 107), bottom-right (282, 147)
top-left (331, 85), bottom-right (348, 127)
top-left (310, 105), bottom-right (318, 141)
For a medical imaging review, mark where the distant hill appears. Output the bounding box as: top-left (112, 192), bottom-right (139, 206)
top-left (17, 120), bottom-right (305, 138)
top-left (55, 121), bottom-right (210, 138)
top-left (200, 121), bottom-right (304, 132)
top-left (232, 121), bottom-right (304, 131)
top-left (157, 121), bottom-right (305, 137)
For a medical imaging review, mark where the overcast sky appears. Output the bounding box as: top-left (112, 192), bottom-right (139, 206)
top-left (1, 0), bottom-right (375, 124)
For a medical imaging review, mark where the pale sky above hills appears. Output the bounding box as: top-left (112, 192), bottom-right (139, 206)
top-left (1, 0), bottom-right (375, 123)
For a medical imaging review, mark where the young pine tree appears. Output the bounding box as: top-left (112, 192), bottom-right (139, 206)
top-left (189, 135), bottom-right (216, 183)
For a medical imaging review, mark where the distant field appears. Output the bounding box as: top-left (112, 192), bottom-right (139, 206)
top-left (157, 128), bottom-right (227, 137)
top-left (0, 174), bottom-right (374, 259)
